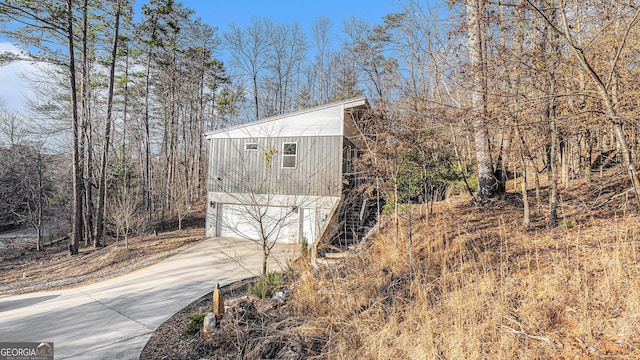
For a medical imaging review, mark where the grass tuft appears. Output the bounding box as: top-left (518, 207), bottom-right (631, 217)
top-left (186, 312), bottom-right (206, 335)
top-left (248, 271), bottom-right (284, 299)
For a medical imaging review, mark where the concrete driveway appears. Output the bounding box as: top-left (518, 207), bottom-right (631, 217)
top-left (0, 237), bottom-right (299, 359)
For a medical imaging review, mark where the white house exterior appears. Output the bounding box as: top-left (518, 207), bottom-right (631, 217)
top-left (205, 97), bottom-right (369, 244)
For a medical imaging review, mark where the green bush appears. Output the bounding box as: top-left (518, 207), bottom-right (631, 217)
top-left (465, 175), bottom-right (479, 192)
top-left (248, 271), bottom-right (284, 299)
top-left (558, 219), bottom-right (577, 229)
top-left (447, 175), bottom-right (478, 197)
top-left (186, 312), bottom-right (206, 335)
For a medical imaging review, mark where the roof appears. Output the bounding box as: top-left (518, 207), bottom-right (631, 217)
top-left (205, 96), bottom-right (369, 140)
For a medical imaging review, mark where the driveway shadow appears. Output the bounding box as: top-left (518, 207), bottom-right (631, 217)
top-left (0, 294), bottom-right (60, 312)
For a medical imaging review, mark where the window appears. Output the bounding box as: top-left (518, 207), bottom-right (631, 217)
top-left (245, 143), bottom-right (258, 151)
top-left (282, 142), bottom-right (297, 169)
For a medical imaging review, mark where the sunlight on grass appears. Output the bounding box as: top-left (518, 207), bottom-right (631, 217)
top-left (285, 176), bottom-right (640, 358)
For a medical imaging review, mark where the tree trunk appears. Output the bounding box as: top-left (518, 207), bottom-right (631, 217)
top-left (67, 0), bottom-right (82, 255)
top-left (548, 109), bottom-right (559, 228)
top-left (36, 153), bottom-right (44, 252)
top-left (253, 74), bottom-right (260, 120)
top-left (585, 129), bottom-right (592, 182)
top-left (96, 0), bottom-right (122, 245)
top-left (539, 2), bottom-right (559, 227)
top-left (262, 246), bottom-right (268, 275)
top-left (143, 22), bottom-right (157, 232)
top-left (497, 132), bottom-right (510, 193)
top-left (521, 150), bottom-right (530, 227)
top-left (144, 67), bottom-right (153, 231)
top-left (196, 47), bottom-right (206, 198)
top-left (560, 134), bottom-right (569, 187)
top-left (467, 0), bottom-right (497, 199)
top-left (80, 0), bottom-right (90, 248)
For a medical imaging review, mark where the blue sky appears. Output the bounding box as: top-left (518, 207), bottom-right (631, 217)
top-left (179, 0), bottom-right (403, 35)
top-left (0, 0), bottom-right (408, 112)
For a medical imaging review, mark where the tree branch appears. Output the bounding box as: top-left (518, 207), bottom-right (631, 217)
top-left (605, 7), bottom-right (640, 89)
top-left (499, 316), bottom-right (559, 347)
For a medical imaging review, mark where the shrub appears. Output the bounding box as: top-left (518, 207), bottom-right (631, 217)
top-left (248, 271), bottom-right (284, 299)
top-left (446, 175), bottom-right (478, 197)
top-left (558, 219), bottom-right (577, 229)
top-left (186, 312), bottom-right (206, 335)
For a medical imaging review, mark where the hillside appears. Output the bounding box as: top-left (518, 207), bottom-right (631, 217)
top-left (154, 169), bottom-right (640, 359)
top-left (285, 173), bottom-right (640, 358)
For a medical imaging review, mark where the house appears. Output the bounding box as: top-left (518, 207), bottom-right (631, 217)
top-left (204, 96), bottom-right (370, 245)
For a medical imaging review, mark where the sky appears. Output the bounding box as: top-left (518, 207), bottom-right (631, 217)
top-left (0, 0), bottom-right (406, 112)
top-left (181, 0), bottom-right (402, 33)
top-left (0, 42), bottom-right (35, 112)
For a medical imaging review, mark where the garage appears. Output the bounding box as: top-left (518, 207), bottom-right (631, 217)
top-left (217, 204), bottom-right (292, 243)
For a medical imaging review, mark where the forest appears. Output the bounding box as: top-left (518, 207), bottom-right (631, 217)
top-left (0, 0), bottom-right (639, 255)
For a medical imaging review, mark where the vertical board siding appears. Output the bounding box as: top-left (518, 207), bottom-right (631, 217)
top-left (208, 136), bottom-right (343, 197)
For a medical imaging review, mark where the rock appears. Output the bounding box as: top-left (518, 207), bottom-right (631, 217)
top-left (203, 312), bottom-right (217, 334)
top-left (271, 291), bottom-right (285, 303)
top-left (219, 311), bottom-right (232, 327)
top-left (275, 341), bottom-right (304, 360)
top-left (254, 338), bottom-right (303, 359)
top-left (256, 338), bottom-right (280, 359)
top-left (231, 299), bottom-right (259, 322)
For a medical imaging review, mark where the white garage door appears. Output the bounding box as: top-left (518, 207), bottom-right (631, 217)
top-left (218, 204), bottom-right (291, 243)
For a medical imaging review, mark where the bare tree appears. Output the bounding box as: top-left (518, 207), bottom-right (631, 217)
top-left (108, 182), bottom-right (140, 250)
top-left (466, 0), bottom-right (498, 199)
top-left (0, 0), bottom-right (85, 254)
top-left (224, 19), bottom-right (270, 120)
top-left (310, 16), bottom-right (333, 104)
top-left (263, 21), bottom-right (308, 116)
top-left (95, 0), bottom-right (122, 246)
top-left (0, 104), bottom-right (25, 145)
top-left (526, 0), bottom-right (640, 200)
top-left (0, 144), bottom-right (52, 251)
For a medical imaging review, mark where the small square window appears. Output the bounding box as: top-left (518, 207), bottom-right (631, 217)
top-left (282, 142), bottom-right (297, 168)
top-left (283, 143), bottom-right (296, 155)
top-left (245, 143), bottom-right (258, 151)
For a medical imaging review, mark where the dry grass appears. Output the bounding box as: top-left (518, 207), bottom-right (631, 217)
top-left (284, 171), bottom-right (640, 359)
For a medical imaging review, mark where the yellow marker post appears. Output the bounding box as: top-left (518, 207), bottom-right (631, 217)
top-left (213, 282), bottom-right (225, 321)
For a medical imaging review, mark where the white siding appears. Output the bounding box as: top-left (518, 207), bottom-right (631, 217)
top-left (204, 97), bottom-right (369, 243)
top-left (208, 136), bottom-right (343, 197)
top-left (204, 97), bottom-right (368, 140)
